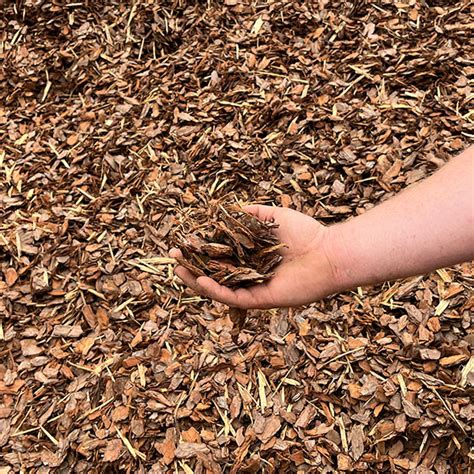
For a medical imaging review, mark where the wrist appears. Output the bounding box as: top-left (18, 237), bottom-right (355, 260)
top-left (321, 223), bottom-right (354, 295)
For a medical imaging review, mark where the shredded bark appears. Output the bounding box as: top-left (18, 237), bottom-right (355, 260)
top-left (175, 203), bottom-right (284, 288)
top-left (0, 1), bottom-right (472, 473)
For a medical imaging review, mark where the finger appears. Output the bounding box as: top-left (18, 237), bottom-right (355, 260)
top-left (171, 247), bottom-right (269, 306)
top-left (170, 248), bottom-right (196, 287)
top-left (196, 276), bottom-right (274, 310)
top-left (243, 204), bottom-right (277, 222)
top-left (244, 204), bottom-right (289, 242)
top-left (195, 276), bottom-right (241, 306)
top-left (174, 265), bottom-right (202, 294)
top-left (169, 248), bottom-right (183, 259)
top-left (170, 248), bottom-right (203, 294)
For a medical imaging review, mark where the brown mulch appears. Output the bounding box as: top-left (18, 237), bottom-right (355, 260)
top-left (174, 203), bottom-right (284, 288)
top-left (0, 1), bottom-right (472, 473)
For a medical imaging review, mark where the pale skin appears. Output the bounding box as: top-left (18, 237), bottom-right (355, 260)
top-left (170, 145), bottom-right (474, 309)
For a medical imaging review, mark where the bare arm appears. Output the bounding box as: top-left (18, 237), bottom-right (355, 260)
top-left (328, 145), bottom-right (474, 291)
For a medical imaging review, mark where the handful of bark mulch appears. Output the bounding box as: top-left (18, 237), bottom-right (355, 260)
top-left (174, 204), bottom-right (285, 288)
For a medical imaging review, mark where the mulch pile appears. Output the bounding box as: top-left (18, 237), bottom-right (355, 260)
top-left (0, 1), bottom-right (472, 473)
top-left (175, 203), bottom-right (283, 288)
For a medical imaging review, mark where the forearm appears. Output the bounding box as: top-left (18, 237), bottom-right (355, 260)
top-left (326, 146), bottom-right (474, 292)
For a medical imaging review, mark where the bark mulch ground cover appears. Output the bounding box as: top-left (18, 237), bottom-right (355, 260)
top-left (0, 1), bottom-right (472, 472)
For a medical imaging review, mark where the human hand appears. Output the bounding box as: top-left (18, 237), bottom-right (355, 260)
top-left (169, 205), bottom-right (339, 309)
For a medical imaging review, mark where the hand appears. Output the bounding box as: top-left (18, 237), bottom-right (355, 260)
top-left (169, 205), bottom-right (339, 309)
